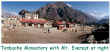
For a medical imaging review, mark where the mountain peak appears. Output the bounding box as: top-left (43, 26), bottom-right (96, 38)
top-left (19, 2), bottom-right (97, 24)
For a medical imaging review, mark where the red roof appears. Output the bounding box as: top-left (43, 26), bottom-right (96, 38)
top-left (66, 22), bottom-right (71, 24)
top-left (56, 21), bottom-right (74, 24)
top-left (72, 22), bottom-right (75, 24)
top-left (56, 21), bottom-right (63, 24)
top-left (20, 18), bottom-right (48, 24)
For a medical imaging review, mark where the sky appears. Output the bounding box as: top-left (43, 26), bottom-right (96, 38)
top-left (2, 1), bottom-right (109, 19)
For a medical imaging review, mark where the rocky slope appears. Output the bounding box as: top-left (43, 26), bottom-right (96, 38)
top-left (35, 2), bottom-right (97, 24)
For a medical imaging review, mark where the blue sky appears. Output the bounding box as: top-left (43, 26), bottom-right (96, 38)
top-left (2, 1), bottom-right (109, 19)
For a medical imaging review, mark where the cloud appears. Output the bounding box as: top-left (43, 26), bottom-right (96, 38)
top-left (10, 12), bottom-right (18, 16)
top-left (2, 10), bottom-right (19, 17)
top-left (88, 10), bottom-right (108, 20)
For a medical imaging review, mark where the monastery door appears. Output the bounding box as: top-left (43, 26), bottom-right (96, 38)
top-left (40, 24), bottom-right (44, 28)
top-left (34, 24), bottom-right (38, 28)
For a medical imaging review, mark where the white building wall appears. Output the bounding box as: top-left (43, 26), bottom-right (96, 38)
top-left (44, 24), bottom-right (52, 28)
